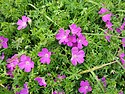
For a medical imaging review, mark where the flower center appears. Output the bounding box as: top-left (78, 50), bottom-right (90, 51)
top-left (85, 86), bottom-right (88, 90)
top-left (63, 35), bottom-right (66, 39)
top-left (78, 39), bottom-right (81, 42)
top-left (11, 63), bottom-right (14, 67)
top-left (73, 55), bottom-right (77, 58)
top-left (26, 61), bottom-right (30, 65)
top-left (22, 22), bottom-right (26, 26)
top-left (45, 54), bottom-right (49, 57)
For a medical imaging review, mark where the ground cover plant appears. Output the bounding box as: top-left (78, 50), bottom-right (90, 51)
top-left (0, 0), bottom-right (125, 94)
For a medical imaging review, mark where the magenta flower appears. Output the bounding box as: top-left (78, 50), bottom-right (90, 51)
top-left (53, 91), bottom-right (65, 94)
top-left (106, 21), bottom-right (113, 30)
top-left (18, 55), bottom-right (34, 72)
top-left (57, 74), bottom-right (66, 79)
top-left (77, 34), bottom-right (88, 49)
top-left (67, 35), bottom-right (77, 47)
top-left (17, 16), bottom-right (30, 30)
top-left (98, 8), bottom-right (108, 14)
top-left (38, 48), bottom-right (51, 64)
top-left (119, 91), bottom-right (124, 94)
top-left (121, 38), bottom-right (125, 47)
top-left (0, 52), bottom-right (4, 60)
top-left (104, 30), bottom-right (111, 42)
top-left (56, 28), bottom-right (70, 44)
top-left (54, 79), bottom-right (57, 82)
top-left (78, 80), bottom-right (92, 94)
top-left (116, 28), bottom-right (121, 34)
top-left (6, 54), bottom-right (19, 71)
top-left (97, 76), bottom-right (107, 88)
top-left (98, 8), bottom-right (113, 43)
top-left (120, 22), bottom-right (125, 30)
top-left (34, 77), bottom-right (47, 87)
top-left (119, 53), bottom-right (125, 68)
top-left (7, 70), bottom-right (14, 78)
top-left (105, 35), bottom-right (111, 42)
top-left (116, 19), bottom-right (125, 33)
top-left (102, 13), bottom-right (112, 22)
top-left (16, 83), bottom-right (29, 94)
top-left (71, 47), bottom-right (85, 66)
top-left (101, 77), bottom-right (106, 87)
top-left (69, 24), bottom-right (81, 36)
top-left (53, 91), bottom-right (58, 94)
top-left (54, 74), bottom-right (66, 82)
top-left (0, 36), bottom-right (8, 48)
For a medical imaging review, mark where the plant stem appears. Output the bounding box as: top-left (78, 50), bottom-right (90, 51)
top-left (79, 60), bottom-right (117, 75)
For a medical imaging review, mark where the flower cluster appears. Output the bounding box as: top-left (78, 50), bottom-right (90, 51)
top-left (2, 9), bottom-right (125, 93)
top-left (6, 54), bottom-right (35, 78)
top-left (98, 8), bottom-right (113, 42)
top-left (78, 80), bottom-right (92, 94)
top-left (6, 54), bottom-right (47, 93)
top-left (98, 8), bottom-right (113, 30)
top-left (56, 24), bottom-right (88, 48)
top-left (56, 24), bottom-right (88, 65)
top-left (0, 36), bottom-right (8, 48)
top-left (17, 16), bottom-right (31, 30)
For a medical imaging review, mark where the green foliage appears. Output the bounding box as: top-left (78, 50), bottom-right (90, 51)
top-left (0, 0), bottom-right (125, 94)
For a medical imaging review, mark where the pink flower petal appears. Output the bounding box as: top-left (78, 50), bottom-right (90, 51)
top-left (22, 24), bottom-right (27, 29)
top-left (98, 8), bottom-right (108, 14)
top-left (71, 47), bottom-right (78, 54)
top-left (18, 62), bottom-right (25, 69)
top-left (22, 16), bottom-right (28, 22)
top-left (20, 55), bottom-right (27, 61)
top-left (17, 25), bottom-right (23, 30)
top-left (17, 19), bottom-right (23, 25)
top-left (102, 13), bottom-right (112, 22)
top-left (24, 66), bottom-right (31, 72)
top-left (71, 59), bottom-right (77, 66)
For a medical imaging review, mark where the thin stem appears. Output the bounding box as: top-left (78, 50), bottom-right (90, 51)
top-left (28, 4), bottom-right (39, 11)
top-left (79, 60), bottom-right (117, 75)
top-left (0, 48), bottom-right (6, 53)
top-left (0, 84), bottom-right (4, 87)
